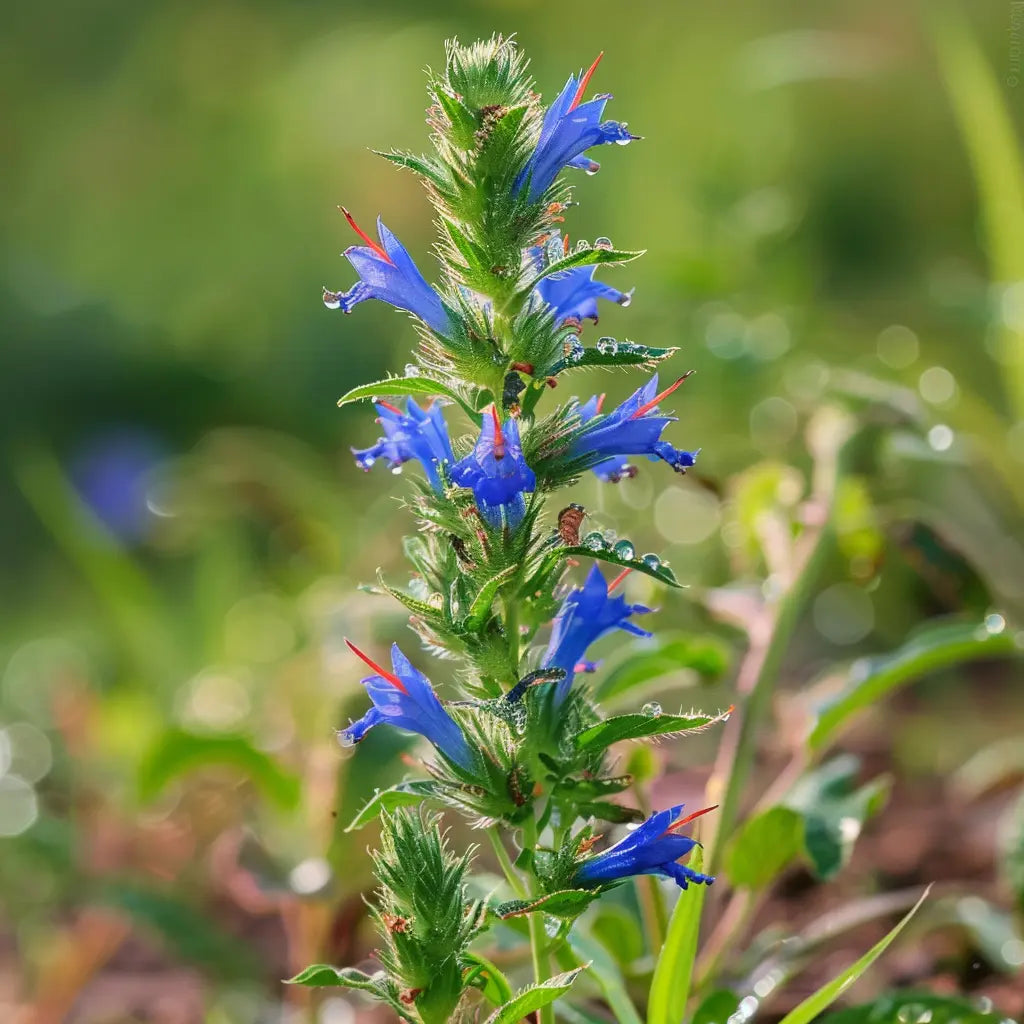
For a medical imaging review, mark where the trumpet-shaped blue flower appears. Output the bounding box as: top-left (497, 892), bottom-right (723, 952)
top-left (515, 54), bottom-right (638, 202)
top-left (542, 564), bottom-right (651, 703)
top-left (339, 640), bottom-right (473, 771)
top-left (577, 395), bottom-right (636, 482)
top-left (450, 408), bottom-right (536, 529)
top-left (537, 263), bottom-right (633, 326)
top-left (353, 397), bottom-right (454, 492)
top-left (576, 805), bottom-right (717, 890)
top-left (572, 374), bottom-right (699, 476)
top-left (323, 209), bottom-right (452, 337)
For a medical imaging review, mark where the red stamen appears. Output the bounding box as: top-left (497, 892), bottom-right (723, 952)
top-left (666, 804), bottom-right (718, 834)
top-left (607, 567), bottom-right (631, 592)
top-left (563, 233), bottom-right (570, 256)
top-left (344, 638), bottom-right (409, 694)
top-left (569, 52), bottom-right (604, 111)
top-left (490, 404), bottom-right (506, 459)
top-left (338, 206), bottom-right (392, 263)
top-left (631, 373), bottom-right (691, 420)
top-left (376, 399), bottom-right (403, 414)
top-left (595, 393), bottom-right (606, 414)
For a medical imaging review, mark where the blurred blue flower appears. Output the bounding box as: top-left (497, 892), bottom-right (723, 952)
top-left (515, 54), bottom-right (638, 202)
top-left (353, 397), bottom-right (454, 492)
top-left (339, 640), bottom-right (472, 770)
top-left (576, 804), bottom-right (717, 890)
top-left (542, 564), bottom-right (651, 703)
top-left (450, 408), bottom-right (536, 529)
top-left (572, 374), bottom-right (698, 475)
top-left (70, 429), bottom-right (165, 542)
top-left (323, 209), bottom-right (452, 337)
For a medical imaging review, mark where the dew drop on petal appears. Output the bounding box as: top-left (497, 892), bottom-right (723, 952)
top-left (336, 730), bottom-right (356, 749)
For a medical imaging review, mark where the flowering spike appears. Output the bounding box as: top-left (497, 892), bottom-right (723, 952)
top-left (345, 638), bottom-right (409, 694)
top-left (339, 206), bottom-right (392, 263)
top-left (631, 373), bottom-right (690, 420)
top-left (569, 52), bottom-right (604, 111)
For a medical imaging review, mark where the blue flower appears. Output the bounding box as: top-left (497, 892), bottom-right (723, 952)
top-left (515, 54), bottom-right (638, 202)
top-left (339, 640), bottom-right (473, 771)
top-left (576, 805), bottom-right (717, 890)
top-left (577, 395), bottom-right (636, 482)
top-left (450, 407), bottom-right (536, 529)
top-left (572, 374), bottom-right (699, 475)
top-left (542, 564), bottom-right (651, 703)
top-left (537, 262), bottom-right (633, 326)
top-left (353, 397), bottom-right (454, 492)
top-left (323, 209), bottom-right (452, 337)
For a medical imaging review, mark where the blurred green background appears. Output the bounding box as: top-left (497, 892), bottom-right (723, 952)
top-left (2, 0), bottom-right (1023, 1021)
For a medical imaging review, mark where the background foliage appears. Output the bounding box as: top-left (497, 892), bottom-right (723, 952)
top-left (1, 0), bottom-right (1023, 1021)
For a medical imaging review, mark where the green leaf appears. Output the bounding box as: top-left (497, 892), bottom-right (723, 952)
top-left (483, 966), bottom-right (587, 1024)
top-left (345, 780), bottom-right (442, 831)
top-left (462, 565), bottom-right (519, 631)
top-left (496, 889), bottom-right (599, 920)
top-left (569, 932), bottom-right (644, 1024)
top-left (337, 376), bottom-right (483, 423)
top-left (575, 801), bottom-right (644, 824)
top-left (596, 633), bottom-right (731, 701)
top-left (513, 246), bottom-right (645, 307)
top-left (138, 730), bottom-right (300, 809)
top-left (590, 905), bottom-right (646, 967)
top-left (375, 150), bottom-right (449, 190)
top-left (463, 951), bottom-right (514, 1007)
top-left (558, 543), bottom-right (682, 588)
top-left (808, 620), bottom-right (1017, 752)
top-left (646, 845), bottom-right (709, 1024)
top-left (553, 341), bottom-right (679, 374)
top-left (820, 990), bottom-right (1005, 1023)
top-left (286, 964), bottom-right (381, 989)
top-left (692, 991), bottom-right (742, 1024)
top-left (785, 757), bottom-right (890, 880)
top-left (724, 806), bottom-right (805, 890)
top-left (374, 572), bottom-right (440, 619)
top-left (574, 708), bottom-right (730, 757)
top-left (776, 886), bottom-right (931, 1024)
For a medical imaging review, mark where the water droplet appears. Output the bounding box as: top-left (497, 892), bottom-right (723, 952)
top-left (336, 730), bottom-right (356, 749)
top-left (985, 612), bottom-right (1006, 634)
top-left (594, 236), bottom-right (613, 249)
top-left (975, 998), bottom-right (994, 1014)
top-left (641, 702), bottom-right (662, 717)
top-left (596, 337), bottom-right (618, 355)
top-left (404, 364), bottom-right (419, 377)
top-left (641, 553), bottom-right (662, 571)
top-left (361, 455), bottom-right (376, 468)
top-left (391, 466), bottom-right (403, 475)
top-left (583, 531), bottom-right (606, 551)
top-left (613, 540), bottom-right (636, 560)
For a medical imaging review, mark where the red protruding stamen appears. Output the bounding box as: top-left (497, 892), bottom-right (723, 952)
top-left (607, 567), bottom-right (632, 592)
top-left (665, 804), bottom-right (718, 834)
top-left (563, 233), bottom-right (571, 256)
top-left (595, 393), bottom-right (606, 414)
top-left (569, 52), bottom-right (604, 111)
top-left (344, 638), bottom-right (409, 694)
top-left (376, 399), bottom-right (403, 415)
top-left (339, 206), bottom-right (392, 264)
top-left (490, 404), bottom-right (506, 460)
top-left (631, 373), bottom-right (691, 420)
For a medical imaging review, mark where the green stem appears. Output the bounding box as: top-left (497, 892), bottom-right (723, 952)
top-left (487, 827), bottom-right (527, 899)
top-left (504, 594), bottom-right (521, 681)
top-left (522, 816), bottom-right (555, 1024)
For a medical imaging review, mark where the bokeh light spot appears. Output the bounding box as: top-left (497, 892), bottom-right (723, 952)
top-left (877, 324), bottom-right (919, 368)
top-left (0, 775), bottom-right (38, 836)
top-left (918, 366), bottom-right (957, 405)
top-left (813, 583), bottom-right (874, 645)
top-left (654, 487), bottom-right (721, 545)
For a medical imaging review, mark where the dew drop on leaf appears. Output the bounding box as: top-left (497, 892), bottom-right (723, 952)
top-left (641, 702), bottom-right (662, 717)
top-left (641, 553), bottom-right (661, 571)
top-left (613, 540), bottom-right (636, 560)
top-left (583, 531), bottom-right (606, 551)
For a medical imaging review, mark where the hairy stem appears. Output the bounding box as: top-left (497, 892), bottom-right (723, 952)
top-left (488, 827), bottom-right (528, 899)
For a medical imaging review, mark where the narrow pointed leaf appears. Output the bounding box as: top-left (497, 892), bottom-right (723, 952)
top-left (462, 564), bottom-right (519, 631)
top-left (552, 342), bottom-right (679, 374)
top-left (496, 889), bottom-right (599, 920)
top-left (647, 846), bottom-right (709, 1024)
top-left (556, 544), bottom-right (682, 588)
top-left (375, 150), bottom-right (450, 189)
top-left (575, 708), bottom-right (730, 756)
top-left (483, 966), bottom-right (588, 1024)
top-left (286, 964), bottom-right (381, 989)
top-left (776, 887), bottom-right (932, 1024)
top-left (337, 376), bottom-right (483, 422)
top-left (345, 780), bottom-right (441, 831)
